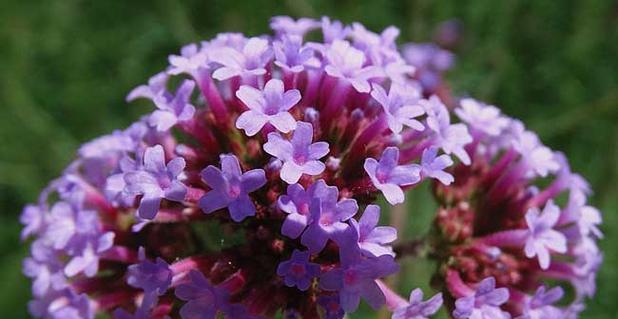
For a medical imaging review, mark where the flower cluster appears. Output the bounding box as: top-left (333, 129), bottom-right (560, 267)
top-left (20, 16), bottom-right (601, 319)
top-left (432, 98), bottom-right (603, 318)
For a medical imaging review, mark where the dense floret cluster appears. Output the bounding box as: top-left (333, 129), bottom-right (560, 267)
top-left (21, 16), bottom-right (601, 319)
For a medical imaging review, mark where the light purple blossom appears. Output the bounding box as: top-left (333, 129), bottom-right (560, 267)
top-left (175, 270), bottom-right (229, 319)
top-left (420, 146), bottom-right (454, 185)
top-left (235, 78), bottom-right (300, 136)
top-left (199, 154), bottom-right (266, 222)
top-left (317, 294), bottom-right (345, 319)
top-left (452, 277), bottom-right (510, 319)
top-left (403, 43), bottom-right (454, 72)
top-left (422, 95), bottom-right (473, 165)
top-left (371, 83), bottom-right (424, 135)
top-left (127, 72), bottom-right (169, 102)
top-left (43, 200), bottom-right (115, 277)
top-left (321, 17), bottom-right (350, 43)
top-left (210, 37), bottom-right (273, 80)
top-left (124, 145), bottom-right (187, 220)
top-left (264, 122), bottom-right (329, 184)
top-left (44, 201), bottom-right (93, 251)
top-left (273, 35), bottom-right (320, 73)
top-left (278, 180), bottom-right (331, 239)
top-left (301, 182), bottom-right (358, 253)
top-left (517, 286), bottom-right (564, 319)
top-left (168, 43), bottom-right (209, 76)
top-left (78, 130), bottom-right (137, 187)
top-left (512, 131), bottom-right (559, 178)
top-left (149, 79), bottom-right (196, 131)
top-left (209, 32), bottom-right (247, 51)
top-left (114, 293), bottom-right (165, 319)
top-left (455, 98), bottom-right (510, 137)
top-left (105, 154), bottom-right (142, 208)
top-left (21, 204), bottom-right (46, 240)
top-left (568, 191), bottom-right (603, 238)
top-left (63, 232), bottom-right (114, 277)
top-left (364, 147), bottom-right (421, 205)
top-left (23, 241), bottom-right (67, 297)
top-left (29, 290), bottom-right (94, 319)
top-left (392, 289), bottom-right (443, 319)
top-left (524, 200), bottom-right (567, 270)
top-left (350, 23), bottom-right (399, 53)
top-left (349, 205), bottom-right (397, 257)
top-left (320, 227), bottom-right (399, 312)
top-left (276, 249), bottom-right (320, 291)
top-left (270, 16), bottom-right (319, 37)
top-left (127, 247), bottom-right (172, 295)
top-left (323, 40), bottom-right (383, 93)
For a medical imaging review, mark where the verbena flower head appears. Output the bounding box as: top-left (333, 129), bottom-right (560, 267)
top-left (20, 16), bottom-right (601, 319)
top-left (432, 98), bottom-right (603, 318)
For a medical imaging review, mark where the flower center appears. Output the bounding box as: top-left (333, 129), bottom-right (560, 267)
top-left (228, 184), bottom-right (241, 198)
top-left (291, 263), bottom-right (306, 276)
top-left (376, 170), bottom-right (389, 183)
top-left (299, 202), bottom-right (310, 215)
top-left (293, 151), bottom-right (307, 164)
top-left (343, 269), bottom-right (358, 286)
top-left (319, 213), bottom-right (334, 226)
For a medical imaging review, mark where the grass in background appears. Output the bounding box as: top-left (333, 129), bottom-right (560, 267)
top-left (1, 0), bottom-right (616, 318)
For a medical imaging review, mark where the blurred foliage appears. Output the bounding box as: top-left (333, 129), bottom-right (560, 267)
top-left (1, 0), bottom-right (616, 318)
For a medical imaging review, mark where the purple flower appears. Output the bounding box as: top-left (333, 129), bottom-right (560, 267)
top-left (199, 154), bottom-right (266, 222)
top-left (264, 122), bottom-right (329, 184)
top-left (422, 96), bottom-right (472, 165)
top-left (420, 146), bottom-right (454, 185)
top-left (517, 286), bottom-right (564, 319)
top-left (235, 79), bottom-right (300, 136)
top-left (270, 16), bottom-right (319, 37)
top-left (524, 201), bottom-right (567, 270)
top-left (210, 37), bottom-right (273, 80)
top-left (392, 289), bottom-right (443, 319)
top-left (512, 131), bottom-right (559, 178)
top-left (127, 247), bottom-right (172, 295)
top-left (168, 43), bottom-right (209, 76)
top-left (127, 72), bottom-right (169, 102)
top-left (452, 277), bottom-right (510, 319)
top-left (149, 79), bottom-right (196, 132)
top-left (321, 17), bottom-right (350, 43)
top-left (23, 241), bottom-right (67, 297)
top-left (455, 98), bottom-right (510, 137)
top-left (114, 292), bottom-right (165, 319)
top-left (364, 147), bottom-right (421, 205)
top-left (323, 40), bottom-right (383, 93)
top-left (44, 201), bottom-right (102, 250)
top-left (276, 249), bottom-right (320, 291)
top-left (105, 154), bottom-right (142, 208)
top-left (371, 83), bottom-right (424, 134)
top-left (567, 191), bottom-right (603, 238)
top-left (320, 227), bottom-right (399, 312)
top-left (301, 183), bottom-right (358, 253)
top-left (350, 23), bottom-right (399, 53)
top-left (29, 290), bottom-right (94, 319)
top-left (317, 294), bottom-right (345, 319)
top-left (63, 232), bottom-right (114, 277)
top-left (402, 43), bottom-right (454, 72)
top-left (175, 270), bottom-right (228, 319)
top-left (273, 35), bottom-right (320, 73)
top-left (78, 130), bottom-right (137, 187)
top-left (349, 205), bottom-right (397, 257)
top-left (20, 204), bottom-right (46, 240)
top-left (124, 145), bottom-right (187, 220)
top-left (278, 180), bottom-right (332, 239)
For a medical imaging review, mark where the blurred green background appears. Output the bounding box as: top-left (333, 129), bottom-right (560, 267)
top-left (1, 0), bottom-right (616, 318)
